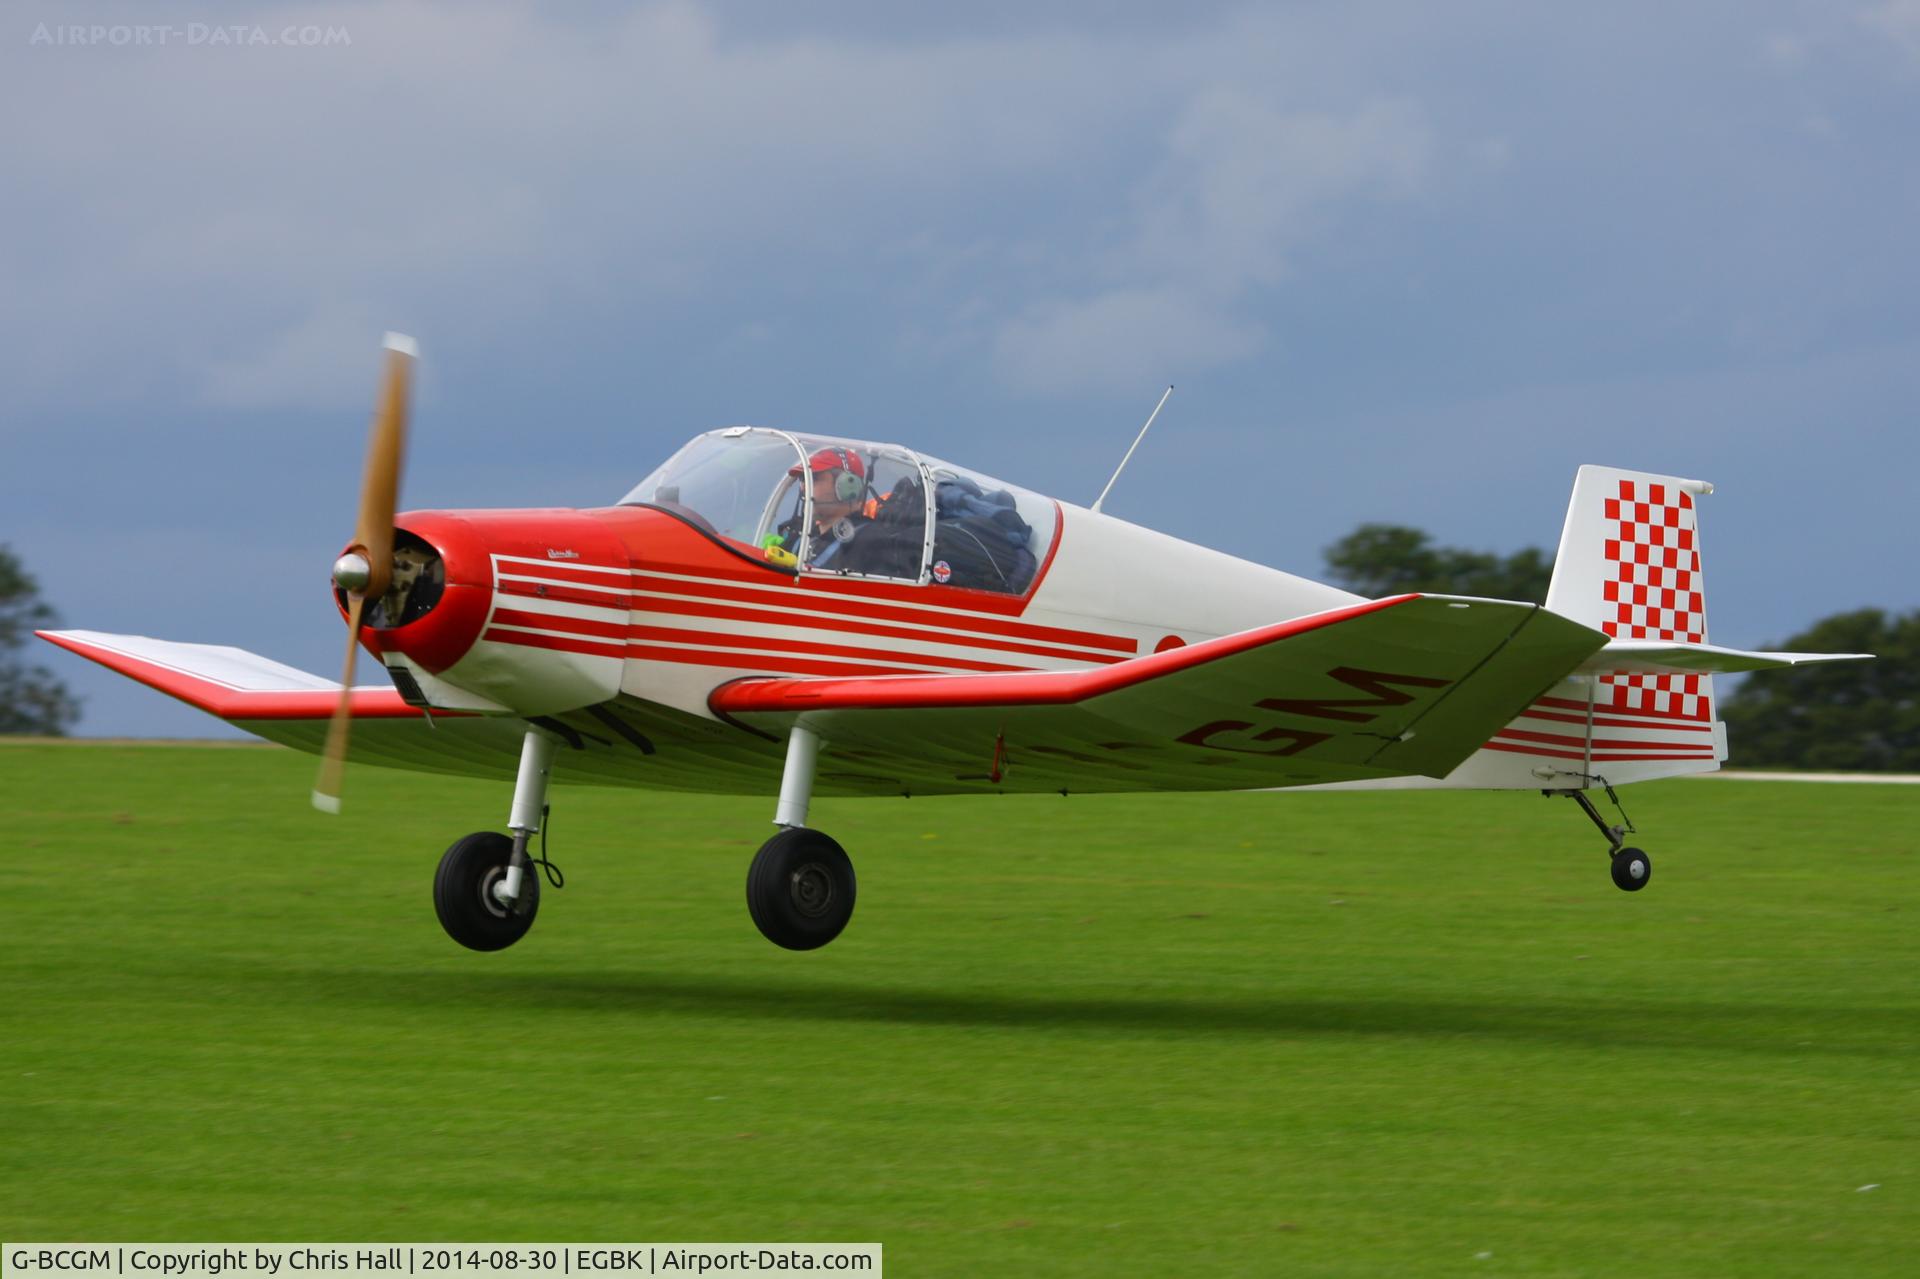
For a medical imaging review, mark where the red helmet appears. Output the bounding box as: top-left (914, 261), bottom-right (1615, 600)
top-left (790, 446), bottom-right (866, 480)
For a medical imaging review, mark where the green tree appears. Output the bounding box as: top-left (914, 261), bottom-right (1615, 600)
top-left (1720, 609), bottom-right (1917, 771)
top-left (1323, 523), bottom-right (1554, 603)
top-left (1, 545), bottom-right (81, 735)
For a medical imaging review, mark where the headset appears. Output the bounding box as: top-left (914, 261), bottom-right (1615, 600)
top-left (824, 447), bottom-right (865, 503)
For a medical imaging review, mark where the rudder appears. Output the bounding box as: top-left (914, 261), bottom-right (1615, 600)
top-left (1541, 464), bottom-right (1724, 776)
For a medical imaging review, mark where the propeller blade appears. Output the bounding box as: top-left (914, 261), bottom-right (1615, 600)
top-left (312, 593), bottom-right (365, 813)
top-left (353, 332), bottom-right (417, 601)
top-left (314, 332), bottom-right (417, 815)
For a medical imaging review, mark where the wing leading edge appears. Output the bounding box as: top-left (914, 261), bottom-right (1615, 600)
top-left (712, 595), bottom-right (1611, 796)
top-left (36, 630), bottom-right (417, 720)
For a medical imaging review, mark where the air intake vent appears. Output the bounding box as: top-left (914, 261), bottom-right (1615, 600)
top-left (385, 664), bottom-right (430, 707)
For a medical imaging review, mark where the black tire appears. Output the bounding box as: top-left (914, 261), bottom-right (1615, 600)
top-left (434, 831), bottom-right (539, 951)
top-left (1610, 846), bottom-right (1652, 893)
top-left (746, 827), bottom-right (856, 951)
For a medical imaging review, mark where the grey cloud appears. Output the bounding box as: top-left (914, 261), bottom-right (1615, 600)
top-left (3, 0), bottom-right (1146, 409)
top-left (991, 93), bottom-right (1432, 394)
top-left (1863, 1), bottom-right (1920, 65)
top-left (992, 286), bottom-right (1265, 395)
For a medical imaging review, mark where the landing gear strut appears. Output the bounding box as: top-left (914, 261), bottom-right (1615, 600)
top-left (1550, 780), bottom-right (1652, 893)
top-left (747, 723), bottom-right (858, 950)
top-left (434, 727), bottom-right (561, 950)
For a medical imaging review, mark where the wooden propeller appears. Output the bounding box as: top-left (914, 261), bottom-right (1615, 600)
top-left (313, 332), bottom-right (416, 814)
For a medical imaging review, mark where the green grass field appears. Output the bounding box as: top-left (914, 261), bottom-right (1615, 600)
top-left (1, 741), bottom-right (1913, 1275)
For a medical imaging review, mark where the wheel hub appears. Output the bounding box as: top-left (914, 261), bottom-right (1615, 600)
top-left (789, 862), bottom-right (835, 918)
top-left (477, 865), bottom-right (511, 919)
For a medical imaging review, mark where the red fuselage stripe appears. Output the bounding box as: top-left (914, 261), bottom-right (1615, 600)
top-left (1480, 742), bottom-right (1716, 763)
top-left (1532, 693), bottom-right (1713, 724)
top-left (484, 617), bottom-right (1030, 673)
top-left (1490, 727), bottom-right (1716, 753)
top-left (480, 628), bottom-right (629, 661)
top-left (624, 592), bottom-right (1126, 665)
top-left (489, 606), bottom-right (628, 640)
top-left (481, 627), bottom-right (947, 678)
top-left (492, 576), bottom-right (1133, 664)
top-left (625, 572), bottom-right (1138, 652)
top-left (1516, 706), bottom-right (1716, 733)
top-left (626, 623), bottom-right (1032, 673)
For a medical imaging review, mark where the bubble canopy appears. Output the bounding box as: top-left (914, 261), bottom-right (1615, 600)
top-left (619, 427), bottom-right (1058, 594)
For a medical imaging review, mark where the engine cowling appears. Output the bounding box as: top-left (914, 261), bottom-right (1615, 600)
top-left (339, 509), bottom-right (630, 715)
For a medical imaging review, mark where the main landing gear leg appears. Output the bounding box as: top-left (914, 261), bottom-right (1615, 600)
top-left (747, 723), bottom-right (857, 950)
top-left (433, 727), bottom-right (558, 950)
top-left (498, 728), bottom-right (557, 909)
top-left (1550, 782), bottom-right (1652, 893)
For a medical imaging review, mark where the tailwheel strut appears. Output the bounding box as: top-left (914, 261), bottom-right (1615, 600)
top-left (1547, 779), bottom-right (1652, 894)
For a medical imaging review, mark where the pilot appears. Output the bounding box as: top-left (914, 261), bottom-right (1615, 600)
top-left (779, 447), bottom-right (870, 567)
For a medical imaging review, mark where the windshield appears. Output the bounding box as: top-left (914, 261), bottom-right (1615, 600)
top-left (619, 428), bottom-right (806, 548)
top-left (623, 429), bottom-right (1058, 593)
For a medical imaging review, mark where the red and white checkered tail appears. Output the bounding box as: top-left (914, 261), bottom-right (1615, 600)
top-left (1541, 464), bottom-right (1726, 780)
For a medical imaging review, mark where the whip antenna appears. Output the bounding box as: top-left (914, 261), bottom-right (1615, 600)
top-left (1091, 384), bottom-right (1173, 514)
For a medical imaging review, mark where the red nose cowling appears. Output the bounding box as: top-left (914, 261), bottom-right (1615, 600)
top-left (346, 509), bottom-right (630, 676)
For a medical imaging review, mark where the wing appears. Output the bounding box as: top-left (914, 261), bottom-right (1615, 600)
top-left (36, 629), bottom-right (532, 781)
top-left (712, 595), bottom-right (1611, 795)
top-left (37, 630), bottom-right (417, 720)
top-left (37, 628), bottom-right (791, 791)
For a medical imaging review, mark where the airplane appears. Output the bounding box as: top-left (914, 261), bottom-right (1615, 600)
top-left (38, 335), bottom-right (1869, 953)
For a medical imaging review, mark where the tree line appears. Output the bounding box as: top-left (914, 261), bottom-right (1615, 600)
top-left (1, 546), bottom-right (80, 736)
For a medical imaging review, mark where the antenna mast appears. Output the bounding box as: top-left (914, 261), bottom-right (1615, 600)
top-left (1091, 384), bottom-right (1174, 514)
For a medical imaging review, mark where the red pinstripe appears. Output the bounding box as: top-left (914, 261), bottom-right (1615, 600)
top-left (626, 623), bottom-right (1031, 673)
top-left (481, 627), bottom-right (628, 661)
top-left (1481, 742), bottom-right (1716, 763)
top-left (493, 571), bottom-right (1135, 663)
top-left (1516, 705), bottom-right (1715, 733)
top-left (490, 606), bottom-right (627, 640)
top-left (484, 613), bottom-right (1036, 674)
top-left (495, 578), bottom-right (633, 610)
top-left (626, 571), bottom-right (1137, 652)
top-left (494, 557), bottom-right (1131, 652)
top-left (485, 626), bottom-right (932, 677)
top-left (1490, 727), bottom-right (1715, 753)
top-left (633, 593), bottom-right (1125, 665)
top-left (1531, 694), bottom-right (1716, 726)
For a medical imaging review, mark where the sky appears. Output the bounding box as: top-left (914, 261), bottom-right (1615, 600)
top-left (3, 0), bottom-right (1917, 738)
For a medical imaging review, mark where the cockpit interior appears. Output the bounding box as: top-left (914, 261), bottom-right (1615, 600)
top-left (621, 428), bottom-right (1058, 594)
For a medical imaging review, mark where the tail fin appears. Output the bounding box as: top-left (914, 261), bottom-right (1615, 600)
top-left (1539, 465), bottom-right (1723, 776)
top-left (1380, 466), bottom-right (1867, 792)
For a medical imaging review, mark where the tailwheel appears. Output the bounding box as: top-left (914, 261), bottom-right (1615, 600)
top-left (747, 827), bottom-right (856, 951)
top-left (1610, 846), bottom-right (1652, 893)
top-left (1550, 781), bottom-right (1657, 894)
top-left (434, 831), bottom-right (540, 951)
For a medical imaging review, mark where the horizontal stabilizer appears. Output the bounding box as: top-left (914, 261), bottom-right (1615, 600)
top-left (37, 629), bottom-right (420, 721)
top-left (1576, 640), bottom-right (1875, 677)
